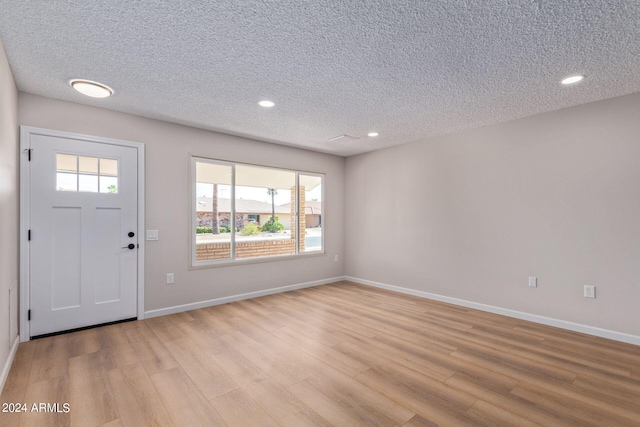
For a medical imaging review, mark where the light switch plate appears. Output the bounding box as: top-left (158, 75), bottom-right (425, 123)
top-left (528, 276), bottom-right (537, 288)
top-left (147, 229), bottom-right (159, 241)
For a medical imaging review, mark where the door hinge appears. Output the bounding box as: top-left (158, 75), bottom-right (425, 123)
top-left (28, 230), bottom-right (31, 241)
top-left (28, 310), bottom-right (31, 321)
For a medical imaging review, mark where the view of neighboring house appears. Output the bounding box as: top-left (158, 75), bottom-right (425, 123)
top-left (196, 197), bottom-right (321, 230)
top-left (279, 200), bottom-right (322, 228)
top-left (196, 197), bottom-right (291, 230)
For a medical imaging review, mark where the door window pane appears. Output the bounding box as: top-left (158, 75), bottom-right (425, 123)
top-left (56, 154), bottom-right (77, 173)
top-left (100, 176), bottom-right (118, 193)
top-left (55, 154), bottom-right (119, 194)
top-left (79, 174), bottom-right (99, 192)
top-left (100, 158), bottom-right (118, 176)
top-left (79, 156), bottom-right (98, 174)
top-left (56, 172), bottom-right (78, 192)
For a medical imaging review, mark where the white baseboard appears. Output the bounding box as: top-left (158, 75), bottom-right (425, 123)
top-left (0, 335), bottom-right (20, 395)
top-left (344, 276), bottom-right (640, 346)
top-left (144, 276), bottom-right (344, 319)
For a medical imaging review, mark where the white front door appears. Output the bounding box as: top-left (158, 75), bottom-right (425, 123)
top-left (27, 132), bottom-right (139, 337)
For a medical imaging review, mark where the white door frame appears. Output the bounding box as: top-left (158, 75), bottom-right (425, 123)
top-left (19, 126), bottom-right (145, 342)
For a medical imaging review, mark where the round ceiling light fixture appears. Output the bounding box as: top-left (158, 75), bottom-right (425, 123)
top-left (258, 100), bottom-right (275, 108)
top-left (70, 79), bottom-right (113, 98)
top-left (367, 132), bottom-right (379, 137)
top-left (561, 75), bottom-right (585, 85)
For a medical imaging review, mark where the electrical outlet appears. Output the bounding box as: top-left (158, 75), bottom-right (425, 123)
top-left (167, 273), bottom-right (175, 284)
top-left (334, 254), bottom-right (339, 262)
top-left (528, 276), bottom-right (537, 288)
top-left (584, 285), bottom-right (595, 299)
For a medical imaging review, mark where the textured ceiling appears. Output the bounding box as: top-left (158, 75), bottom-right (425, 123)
top-left (1, 1), bottom-right (639, 156)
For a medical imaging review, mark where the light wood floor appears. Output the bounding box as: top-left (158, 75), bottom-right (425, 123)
top-left (2, 281), bottom-right (640, 426)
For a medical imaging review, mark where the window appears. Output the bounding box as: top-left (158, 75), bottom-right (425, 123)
top-left (56, 153), bottom-right (118, 193)
top-left (192, 157), bottom-right (324, 266)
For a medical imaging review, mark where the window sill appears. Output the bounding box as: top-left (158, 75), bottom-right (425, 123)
top-left (188, 250), bottom-right (326, 270)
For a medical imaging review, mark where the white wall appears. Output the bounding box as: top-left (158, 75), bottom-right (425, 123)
top-left (19, 93), bottom-right (345, 312)
top-left (0, 38), bottom-right (19, 387)
top-left (346, 92), bottom-right (640, 336)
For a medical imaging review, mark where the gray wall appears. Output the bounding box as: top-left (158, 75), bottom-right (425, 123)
top-left (19, 93), bottom-right (345, 312)
top-left (0, 39), bottom-right (19, 381)
top-left (346, 92), bottom-right (640, 336)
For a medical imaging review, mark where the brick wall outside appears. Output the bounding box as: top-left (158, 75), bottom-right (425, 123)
top-left (196, 242), bottom-right (231, 260)
top-left (196, 239), bottom-right (295, 261)
top-left (197, 212), bottom-right (247, 229)
top-left (292, 186), bottom-right (306, 252)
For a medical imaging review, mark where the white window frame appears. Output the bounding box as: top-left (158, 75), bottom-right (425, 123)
top-left (190, 156), bottom-right (325, 268)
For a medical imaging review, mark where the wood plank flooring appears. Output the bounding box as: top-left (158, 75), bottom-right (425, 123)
top-left (2, 281), bottom-right (640, 426)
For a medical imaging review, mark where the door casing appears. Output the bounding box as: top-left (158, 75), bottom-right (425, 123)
top-left (19, 126), bottom-right (146, 342)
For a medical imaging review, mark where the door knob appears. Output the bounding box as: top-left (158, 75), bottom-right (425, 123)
top-left (121, 243), bottom-right (135, 250)
top-left (128, 232), bottom-right (135, 237)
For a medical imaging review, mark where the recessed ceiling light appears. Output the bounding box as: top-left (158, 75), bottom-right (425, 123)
top-left (258, 100), bottom-right (275, 108)
top-left (367, 132), bottom-right (379, 137)
top-left (561, 75), bottom-right (585, 85)
top-left (70, 79), bottom-right (113, 98)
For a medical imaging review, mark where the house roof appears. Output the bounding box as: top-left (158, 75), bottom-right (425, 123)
top-left (280, 201), bottom-right (322, 215)
top-left (196, 197), bottom-right (289, 214)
